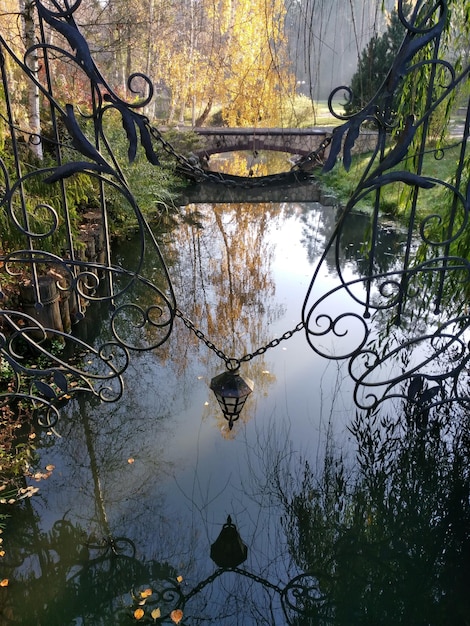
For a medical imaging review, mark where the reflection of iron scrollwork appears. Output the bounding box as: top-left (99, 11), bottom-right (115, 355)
top-left (282, 573), bottom-right (332, 624)
top-left (302, 0), bottom-right (470, 414)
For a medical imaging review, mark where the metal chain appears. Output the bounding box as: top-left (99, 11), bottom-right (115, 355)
top-left (157, 123), bottom-right (319, 365)
top-left (176, 308), bottom-right (304, 370)
top-left (149, 124), bottom-right (332, 188)
top-left (290, 135), bottom-right (332, 171)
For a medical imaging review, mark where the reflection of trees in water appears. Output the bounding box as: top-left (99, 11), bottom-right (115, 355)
top-left (2, 509), bottom-right (184, 625)
top-left (277, 390), bottom-right (470, 625)
top-left (77, 201), bottom-right (287, 432)
top-left (208, 151), bottom-right (291, 177)
top-left (298, 204), bottom-right (406, 278)
top-left (175, 203), bottom-right (279, 336)
top-left (0, 389), bottom-right (202, 624)
top-left (171, 202), bottom-right (288, 431)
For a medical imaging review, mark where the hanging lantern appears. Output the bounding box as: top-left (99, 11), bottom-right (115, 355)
top-left (210, 369), bottom-right (254, 429)
top-left (210, 515), bottom-right (248, 568)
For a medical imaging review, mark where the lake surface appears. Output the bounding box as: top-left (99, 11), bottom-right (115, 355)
top-left (2, 194), bottom-right (469, 625)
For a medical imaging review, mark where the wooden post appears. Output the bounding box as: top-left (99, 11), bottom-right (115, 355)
top-left (19, 275), bottom-right (64, 337)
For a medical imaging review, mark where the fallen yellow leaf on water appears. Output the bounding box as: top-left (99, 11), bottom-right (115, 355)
top-left (0, 579), bottom-right (9, 587)
top-left (176, 575), bottom-right (183, 583)
top-left (170, 609), bottom-right (183, 624)
top-left (0, 551), bottom-right (5, 558)
top-left (140, 588), bottom-right (152, 598)
top-left (151, 608), bottom-right (161, 620)
top-left (45, 464), bottom-right (55, 471)
top-left (127, 458), bottom-right (135, 464)
top-left (134, 607), bottom-right (144, 620)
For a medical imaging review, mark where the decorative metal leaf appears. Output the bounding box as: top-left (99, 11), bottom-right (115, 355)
top-left (407, 375), bottom-right (424, 401)
top-left (367, 115), bottom-right (416, 178)
top-left (136, 117), bottom-right (160, 166)
top-left (389, 22), bottom-right (444, 88)
top-left (53, 371), bottom-right (69, 393)
top-left (342, 121), bottom-right (362, 171)
top-left (364, 171), bottom-right (435, 190)
top-left (44, 161), bottom-right (113, 183)
top-left (419, 387), bottom-right (440, 406)
top-left (61, 105), bottom-right (112, 168)
top-left (102, 96), bottom-right (159, 166)
top-left (34, 380), bottom-right (57, 399)
top-left (36, 3), bottom-right (101, 84)
top-left (322, 127), bottom-right (346, 173)
top-left (122, 112), bottom-right (138, 163)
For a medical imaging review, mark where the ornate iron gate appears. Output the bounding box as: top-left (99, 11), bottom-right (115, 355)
top-left (0, 0), bottom-right (469, 427)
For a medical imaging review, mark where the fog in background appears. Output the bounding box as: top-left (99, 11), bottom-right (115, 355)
top-left (286, 0), bottom-right (398, 100)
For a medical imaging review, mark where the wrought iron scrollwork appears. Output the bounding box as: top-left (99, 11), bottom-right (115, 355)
top-left (0, 0), bottom-right (176, 423)
top-left (0, 0), bottom-right (469, 424)
top-left (302, 0), bottom-right (470, 415)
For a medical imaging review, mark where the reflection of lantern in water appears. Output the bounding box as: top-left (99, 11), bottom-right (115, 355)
top-left (210, 515), bottom-right (248, 568)
top-left (210, 369), bottom-right (254, 430)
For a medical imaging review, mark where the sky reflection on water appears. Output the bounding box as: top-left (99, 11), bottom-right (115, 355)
top-left (6, 200), bottom-right (468, 625)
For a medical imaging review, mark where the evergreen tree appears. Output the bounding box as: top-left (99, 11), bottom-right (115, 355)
top-left (344, 4), bottom-right (409, 115)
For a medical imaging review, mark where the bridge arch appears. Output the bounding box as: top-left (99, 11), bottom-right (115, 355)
top-left (192, 127), bottom-right (330, 158)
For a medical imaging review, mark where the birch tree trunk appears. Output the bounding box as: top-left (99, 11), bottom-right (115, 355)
top-left (20, 0), bottom-right (43, 160)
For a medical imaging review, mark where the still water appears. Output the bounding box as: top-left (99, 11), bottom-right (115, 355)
top-left (2, 196), bottom-right (469, 624)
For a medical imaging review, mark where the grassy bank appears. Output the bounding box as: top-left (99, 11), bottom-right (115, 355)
top-left (316, 141), bottom-right (463, 220)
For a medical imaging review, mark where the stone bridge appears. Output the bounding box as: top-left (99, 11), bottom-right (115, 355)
top-left (192, 126), bottom-right (377, 158)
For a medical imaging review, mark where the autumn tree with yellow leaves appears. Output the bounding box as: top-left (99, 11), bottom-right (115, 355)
top-left (74, 0), bottom-right (296, 127)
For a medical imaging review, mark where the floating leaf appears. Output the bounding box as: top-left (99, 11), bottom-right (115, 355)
top-left (176, 575), bottom-right (183, 583)
top-left (170, 609), bottom-right (183, 624)
top-left (0, 551), bottom-right (5, 558)
top-left (151, 608), bottom-right (161, 620)
top-left (0, 579), bottom-right (8, 587)
top-left (128, 458), bottom-right (135, 464)
top-left (45, 464), bottom-right (55, 472)
top-left (134, 607), bottom-right (145, 620)
top-left (140, 588), bottom-right (152, 598)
